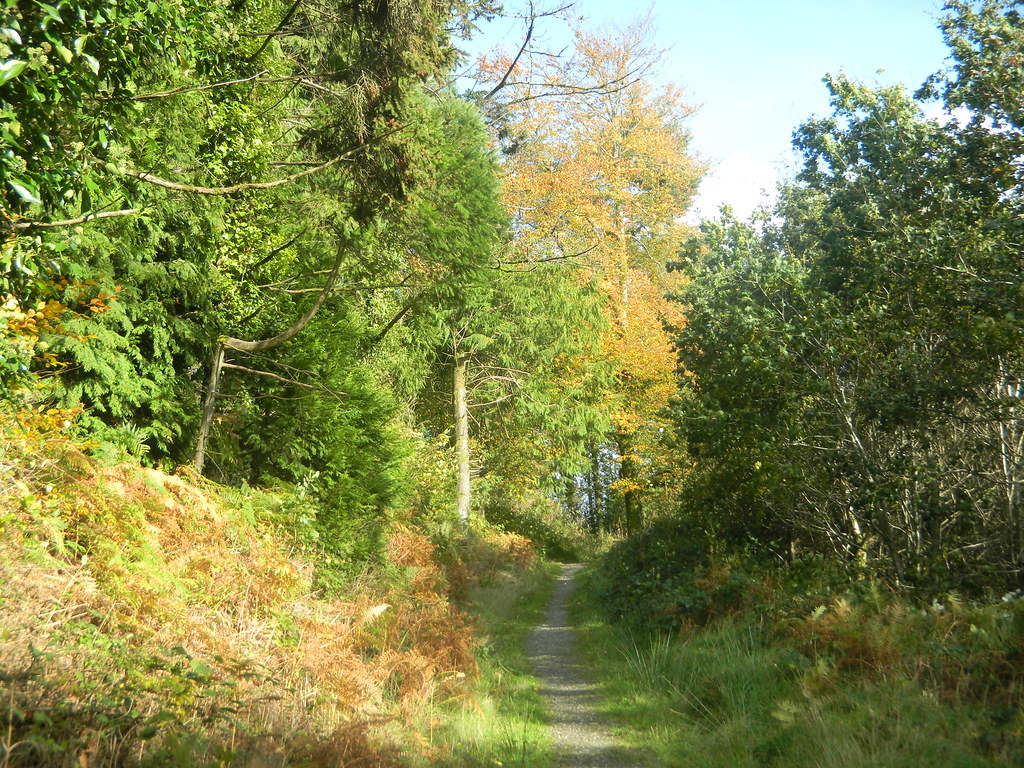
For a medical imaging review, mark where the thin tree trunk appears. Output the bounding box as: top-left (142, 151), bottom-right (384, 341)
top-left (192, 239), bottom-right (347, 473)
top-left (616, 431), bottom-right (640, 536)
top-left (193, 344), bottom-right (225, 474)
top-left (997, 358), bottom-right (1024, 564)
top-left (454, 350), bottom-right (471, 528)
top-left (564, 474), bottom-right (579, 522)
top-left (618, 225), bottom-right (629, 327)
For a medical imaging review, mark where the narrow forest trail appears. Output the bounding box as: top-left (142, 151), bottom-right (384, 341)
top-left (527, 564), bottom-right (639, 768)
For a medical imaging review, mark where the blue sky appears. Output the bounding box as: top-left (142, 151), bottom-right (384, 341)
top-left (464, 0), bottom-right (953, 219)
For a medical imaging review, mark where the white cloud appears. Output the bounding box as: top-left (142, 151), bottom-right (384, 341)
top-left (922, 102), bottom-right (973, 127)
top-left (688, 151), bottom-right (780, 223)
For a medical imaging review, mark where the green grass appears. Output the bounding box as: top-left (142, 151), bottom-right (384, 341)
top-left (414, 559), bottom-right (560, 767)
top-left (571, 568), bottom-right (1023, 768)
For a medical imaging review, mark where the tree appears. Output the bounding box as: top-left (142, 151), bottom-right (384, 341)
top-left (478, 10), bottom-right (705, 532)
top-left (671, 0), bottom-right (1024, 590)
top-left (380, 92), bottom-right (612, 528)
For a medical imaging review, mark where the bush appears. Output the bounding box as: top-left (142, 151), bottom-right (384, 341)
top-left (481, 485), bottom-right (589, 562)
top-left (582, 516), bottom-right (751, 633)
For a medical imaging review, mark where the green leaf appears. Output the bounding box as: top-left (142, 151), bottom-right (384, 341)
top-left (82, 53), bottom-right (99, 75)
top-left (8, 181), bottom-right (41, 204)
top-left (0, 59), bottom-right (27, 85)
top-left (465, 333), bottom-right (493, 351)
top-left (54, 43), bottom-right (73, 64)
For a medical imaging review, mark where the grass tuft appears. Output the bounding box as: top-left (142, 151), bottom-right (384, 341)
top-left (572, 561), bottom-right (1024, 767)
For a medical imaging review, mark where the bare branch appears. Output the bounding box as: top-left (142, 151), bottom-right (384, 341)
top-left (294, 78), bottom-right (355, 100)
top-left (128, 155), bottom-right (347, 195)
top-left (221, 362), bottom-right (347, 400)
top-left (128, 122), bottom-right (410, 196)
top-left (497, 71), bottom-right (645, 106)
top-left (473, 393), bottom-right (518, 407)
top-left (264, 286), bottom-right (329, 294)
top-left (11, 208), bottom-right (141, 231)
top-left (366, 301), bottom-right (415, 349)
top-left (256, 269), bottom-right (335, 289)
top-left (483, 2), bottom-right (537, 100)
top-left (496, 239), bottom-right (601, 268)
top-left (249, 232), bottom-right (305, 272)
top-left (246, 0), bottom-right (303, 62)
top-left (224, 238), bottom-right (347, 354)
top-left (128, 71), bottom-right (269, 101)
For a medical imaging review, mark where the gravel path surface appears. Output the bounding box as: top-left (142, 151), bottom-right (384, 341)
top-left (526, 564), bottom-right (639, 768)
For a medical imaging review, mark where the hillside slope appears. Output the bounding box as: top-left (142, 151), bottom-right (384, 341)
top-left (0, 409), bottom-right (522, 767)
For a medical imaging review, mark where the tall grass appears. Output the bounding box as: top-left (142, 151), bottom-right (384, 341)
top-left (572, 570), bottom-right (1024, 767)
top-left (409, 554), bottom-right (559, 767)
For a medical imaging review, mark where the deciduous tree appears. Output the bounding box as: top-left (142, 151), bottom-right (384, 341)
top-left (477, 10), bottom-right (704, 531)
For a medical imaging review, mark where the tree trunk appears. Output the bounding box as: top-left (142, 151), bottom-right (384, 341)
top-left (454, 351), bottom-right (471, 528)
top-left (616, 431), bottom-right (641, 536)
top-left (563, 473), bottom-right (579, 522)
top-left (192, 239), bottom-right (347, 473)
top-left (193, 344), bottom-right (225, 475)
top-left (997, 358), bottom-right (1024, 565)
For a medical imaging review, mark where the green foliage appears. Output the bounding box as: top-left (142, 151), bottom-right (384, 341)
top-left (573, 560), bottom-right (1024, 767)
top-left (481, 484), bottom-right (590, 562)
top-left (44, 210), bottom-right (218, 459)
top-left (3, 628), bottom-right (255, 767)
top-left (581, 517), bottom-right (751, 633)
top-left (1, 0), bottom-right (227, 214)
top-left (671, 0), bottom-right (1024, 591)
top-left (200, 307), bottom-right (411, 570)
top-left (671, 211), bottom-right (823, 554)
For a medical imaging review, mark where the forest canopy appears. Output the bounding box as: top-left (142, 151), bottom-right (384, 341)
top-left (2, 0), bottom-right (1024, 596)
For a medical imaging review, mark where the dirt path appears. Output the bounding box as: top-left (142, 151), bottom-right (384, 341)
top-left (526, 564), bottom-right (639, 768)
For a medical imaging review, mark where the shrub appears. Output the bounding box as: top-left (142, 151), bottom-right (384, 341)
top-left (481, 485), bottom-right (588, 562)
top-left (583, 516), bottom-right (751, 633)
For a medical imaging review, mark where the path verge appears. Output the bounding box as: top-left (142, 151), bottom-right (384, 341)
top-left (526, 564), bottom-right (638, 768)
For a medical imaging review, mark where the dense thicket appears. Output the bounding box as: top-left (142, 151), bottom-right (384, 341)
top-left (670, 0), bottom-right (1024, 594)
top-left (1, 0), bottom-right (519, 566)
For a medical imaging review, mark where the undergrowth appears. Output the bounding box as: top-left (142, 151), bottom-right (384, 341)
top-left (413, 549), bottom-right (558, 767)
top-left (0, 406), bottom-right (552, 767)
top-left (573, 527), bottom-right (1024, 767)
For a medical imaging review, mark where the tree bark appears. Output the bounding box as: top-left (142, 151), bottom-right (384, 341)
top-left (997, 358), bottom-right (1024, 565)
top-left (193, 344), bottom-right (225, 475)
top-left (222, 239), bottom-right (346, 354)
top-left (454, 350), bottom-right (472, 528)
top-left (616, 431), bottom-right (641, 536)
top-left (192, 238), bottom-right (347, 473)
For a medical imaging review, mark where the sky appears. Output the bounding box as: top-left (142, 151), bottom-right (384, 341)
top-left (463, 0), bottom-right (953, 220)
